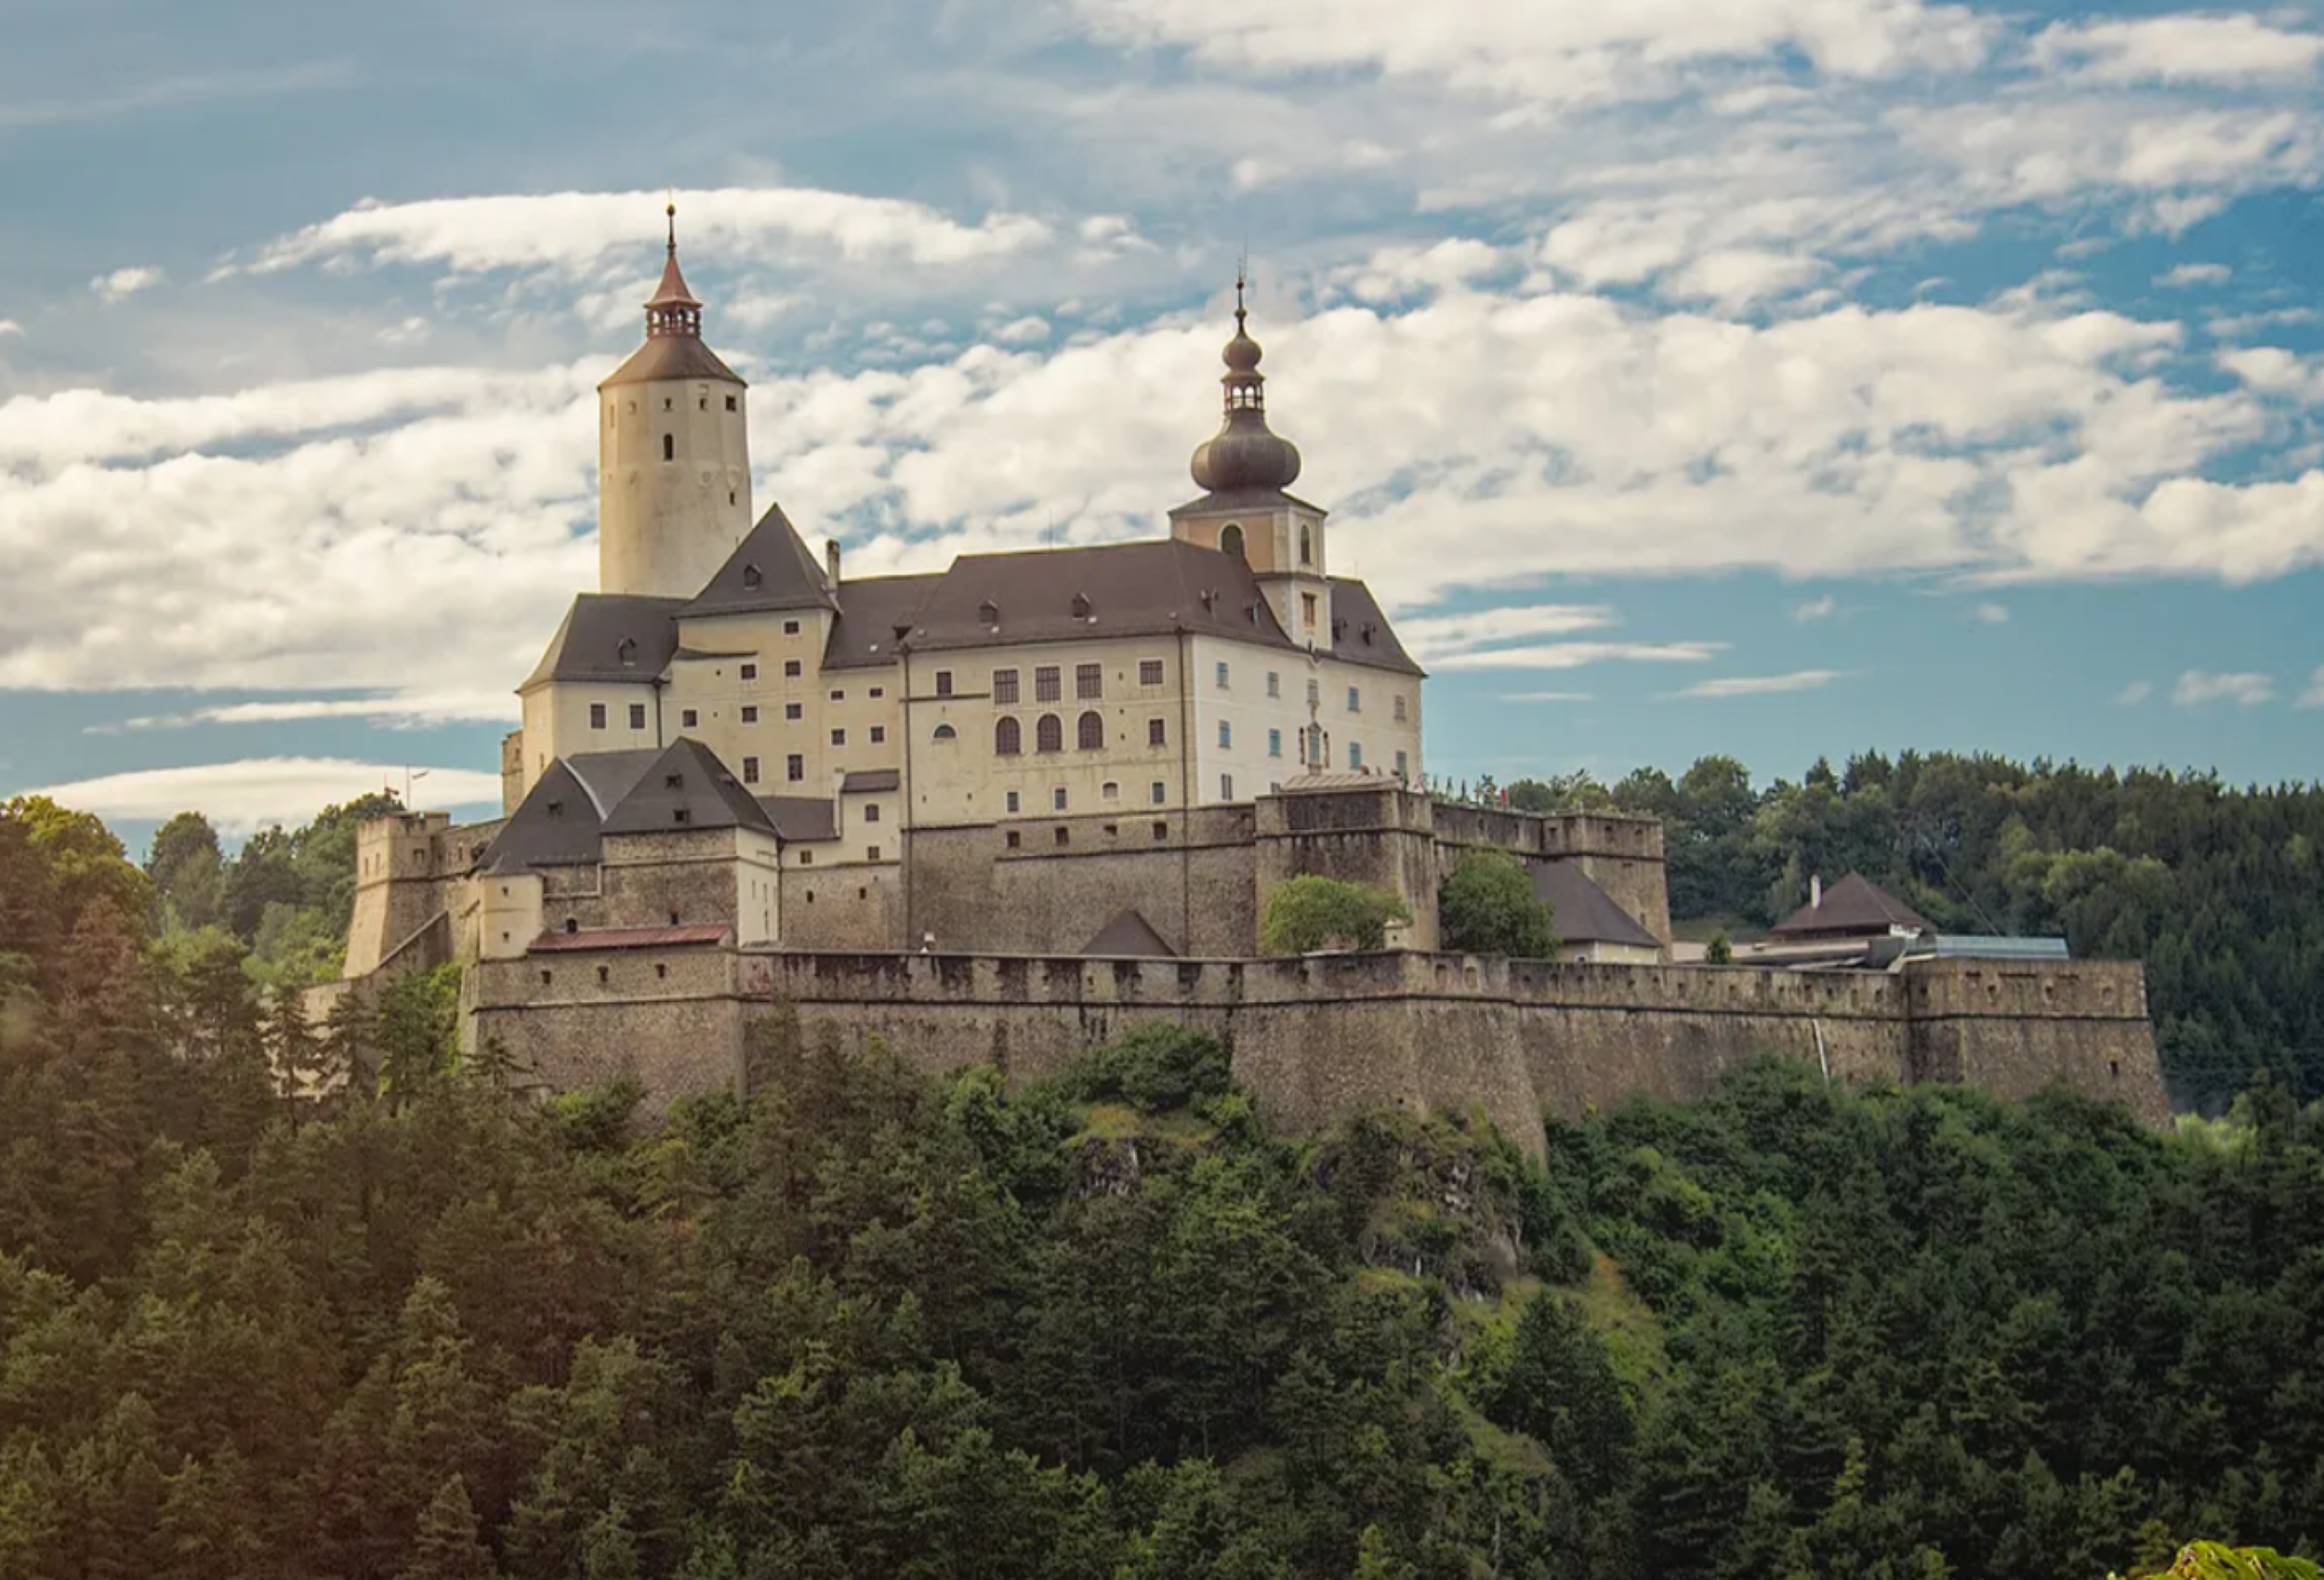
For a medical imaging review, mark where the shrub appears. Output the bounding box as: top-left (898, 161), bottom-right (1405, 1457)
top-left (1067, 1024), bottom-right (1232, 1112)
top-left (1260, 876), bottom-right (1411, 955)
top-left (1439, 850), bottom-right (1559, 958)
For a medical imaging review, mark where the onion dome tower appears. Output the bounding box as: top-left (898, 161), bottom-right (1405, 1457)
top-left (596, 203), bottom-right (753, 599)
top-left (1169, 273), bottom-right (1333, 648)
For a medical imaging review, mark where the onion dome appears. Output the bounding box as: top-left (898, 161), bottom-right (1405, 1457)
top-left (1189, 277), bottom-right (1302, 494)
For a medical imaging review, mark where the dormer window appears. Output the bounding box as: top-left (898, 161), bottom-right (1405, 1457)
top-left (978, 599), bottom-right (999, 625)
top-left (665, 773), bottom-right (683, 790)
top-left (617, 637), bottom-right (637, 667)
top-left (546, 799), bottom-right (564, 817)
top-left (1071, 592), bottom-right (1092, 619)
top-left (672, 809), bottom-right (691, 824)
top-left (743, 564), bottom-right (762, 590)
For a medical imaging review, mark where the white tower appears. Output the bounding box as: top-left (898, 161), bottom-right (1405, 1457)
top-left (596, 204), bottom-right (753, 599)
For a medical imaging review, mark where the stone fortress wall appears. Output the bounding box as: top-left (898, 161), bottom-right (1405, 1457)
top-left (469, 944), bottom-right (2167, 1154)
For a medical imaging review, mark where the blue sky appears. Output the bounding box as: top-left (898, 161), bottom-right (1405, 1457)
top-left (2, 0), bottom-right (2320, 844)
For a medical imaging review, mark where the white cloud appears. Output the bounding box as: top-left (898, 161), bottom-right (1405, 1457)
top-left (89, 266), bottom-right (165, 304)
top-left (239, 186), bottom-right (1053, 279)
top-left (1431, 641), bottom-right (1726, 672)
top-left (0, 320), bottom-right (21, 339)
top-left (2172, 669), bottom-right (2276, 708)
top-left (1674, 668), bottom-right (1845, 697)
top-left (2156, 262), bottom-right (2231, 288)
top-left (1972, 601), bottom-right (2010, 625)
top-left (991, 315), bottom-right (1052, 347)
top-left (23, 757), bottom-right (504, 835)
top-left (2116, 679), bottom-right (2154, 705)
top-left (91, 689), bottom-right (517, 734)
top-left (1395, 604), bottom-right (1618, 661)
top-left (1791, 594), bottom-right (1837, 623)
top-left (2031, 15), bottom-right (2324, 85)
top-left (2297, 667), bottom-right (2324, 710)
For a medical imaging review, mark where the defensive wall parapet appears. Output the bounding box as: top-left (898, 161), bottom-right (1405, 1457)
top-left (469, 945), bottom-right (2169, 1147)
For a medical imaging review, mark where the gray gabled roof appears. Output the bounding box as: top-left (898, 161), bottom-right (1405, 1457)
top-left (901, 538), bottom-right (1298, 654)
top-left (522, 595), bottom-right (685, 691)
top-left (756, 795), bottom-right (838, 842)
top-left (1079, 909), bottom-right (1179, 958)
top-left (1772, 873), bottom-right (1930, 938)
top-left (1530, 861), bottom-right (1659, 949)
top-left (840, 769), bottom-right (900, 794)
top-left (601, 739), bottom-right (777, 836)
top-left (823, 573), bottom-right (943, 670)
top-left (1327, 579), bottom-right (1424, 677)
top-left (682, 502), bottom-right (838, 619)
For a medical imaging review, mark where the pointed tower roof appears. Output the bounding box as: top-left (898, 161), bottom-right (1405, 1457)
top-left (1185, 271), bottom-right (1303, 504)
top-left (601, 200), bottom-right (744, 389)
top-left (681, 501), bottom-right (839, 617)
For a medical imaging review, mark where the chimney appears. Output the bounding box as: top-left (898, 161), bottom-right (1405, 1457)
top-left (1811, 872), bottom-right (1823, 910)
top-left (825, 538), bottom-right (842, 587)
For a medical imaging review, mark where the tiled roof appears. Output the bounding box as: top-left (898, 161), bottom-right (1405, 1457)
top-left (841, 769), bottom-right (900, 793)
top-left (900, 538), bottom-right (1297, 654)
top-left (682, 502), bottom-right (838, 619)
top-left (599, 336), bottom-right (743, 388)
top-left (823, 573), bottom-right (942, 669)
top-left (755, 795), bottom-right (838, 842)
top-left (1079, 909), bottom-right (1179, 958)
top-left (521, 595), bottom-right (685, 690)
top-left (1327, 579), bottom-right (1424, 677)
top-left (600, 739), bottom-right (777, 836)
top-left (1529, 861), bottom-right (1659, 949)
top-left (1771, 873), bottom-right (1930, 938)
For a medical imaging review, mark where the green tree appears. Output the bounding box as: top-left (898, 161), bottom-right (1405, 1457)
top-left (1259, 876), bottom-right (1410, 955)
top-left (1438, 849), bottom-right (1559, 958)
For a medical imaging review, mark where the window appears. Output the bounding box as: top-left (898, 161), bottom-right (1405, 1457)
top-left (742, 566), bottom-right (762, 589)
top-left (786, 755), bottom-right (805, 783)
top-left (993, 668), bottom-right (1020, 704)
top-left (1054, 827), bottom-right (1070, 847)
top-left (1076, 663), bottom-right (1102, 700)
top-left (799, 850), bottom-right (813, 865)
top-left (869, 725), bottom-right (886, 744)
top-left (1347, 686), bottom-right (1361, 713)
top-left (786, 703), bottom-right (803, 721)
top-left (663, 434), bottom-right (675, 461)
top-left (1140, 658), bottom-right (1165, 686)
top-left (1006, 830), bottom-right (1022, 849)
top-left (1218, 720), bottom-right (1233, 749)
top-left (1215, 661), bottom-right (1230, 690)
top-left (830, 729), bottom-right (846, 747)
top-left (996, 717), bottom-right (1022, 756)
top-left (829, 689), bottom-right (844, 702)
top-left (618, 637), bottom-right (637, 667)
top-left (1221, 773), bottom-right (1235, 800)
top-left (1394, 750), bottom-right (1409, 780)
top-left (741, 663), bottom-right (758, 682)
top-left (588, 703), bottom-right (606, 729)
top-left (1036, 714), bottom-right (1063, 753)
top-left (743, 756), bottom-right (760, 784)
top-left (1006, 790), bottom-right (1021, 813)
top-left (1148, 718), bottom-right (1167, 747)
top-left (784, 660), bottom-right (802, 678)
top-left (870, 687), bottom-right (884, 699)
top-left (725, 395), bottom-right (737, 411)
top-left (1103, 781), bottom-right (1119, 800)
top-left (933, 722), bottom-right (957, 741)
top-left (1153, 820), bottom-right (1169, 839)
top-left (1393, 694), bottom-right (1408, 722)
top-left (1303, 592), bottom-right (1319, 626)
top-left (1300, 523), bottom-right (1314, 565)
top-left (784, 620), bottom-right (801, 637)
top-left (680, 708), bottom-right (698, 728)
top-left (935, 670), bottom-right (954, 698)
top-left (864, 804), bottom-right (880, 823)
top-left (628, 703), bottom-right (647, 730)
top-left (1266, 671), bottom-right (1280, 698)
top-left (1220, 521), bottom-right (1245, 559)
top-left (1053, 788), bottom-right (1068, 811)
top-left (1035, 665), bottom-right (1061, 702)
top-left (1077, 711), bottom-right (1104, 750)
top-left (1268, 728), bottom-right (1283, 757)
top-left (866, 846), bottom-right (881, 862)
top-left (742, 705), bottom-right (759, 724)
top-left (1349, 742), bottom-right (1364, 770)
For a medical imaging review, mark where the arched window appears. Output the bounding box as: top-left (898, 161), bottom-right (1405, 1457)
top-left (995, 717), bottom-right (1022, 756)
top-left (663, 433), bottom-right (675, 462)
top-left (1299, 522), bottom-right (1314, 566)
top-left (1036, 714), bottom-right (1063, 754)
top-left (1076, 711), bottom-right (1104, 749)
top-left (933, 723), bottom-right (958, 742)
top-left (1220, 522), bottom-right (1245, 560)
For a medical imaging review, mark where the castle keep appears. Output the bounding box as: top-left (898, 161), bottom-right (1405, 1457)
top-left (325, 211), bottom-right (2169, 1141)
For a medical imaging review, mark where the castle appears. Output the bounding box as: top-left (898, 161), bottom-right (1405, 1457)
top-left (325, 210), bottom-right (2170, 1146)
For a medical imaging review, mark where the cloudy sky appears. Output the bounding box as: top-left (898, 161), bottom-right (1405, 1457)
top-left (2, 0), bottom-right (2320, 841)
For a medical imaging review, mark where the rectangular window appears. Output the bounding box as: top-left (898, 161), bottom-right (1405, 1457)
top-left (628, 703), bottom-right (647, 730)
top-left (786, 755), bottom-right (805, 782)
top-left (743, 756), bottom-right (760, 784)
top-left (870, 687), bottom-right (884, 699)
top-left (726, 395), bottom-right (738, 412)
top-left (1151, 782), bottom-right (1167, 805)
top-left (935, 670), bottom-right (954, 697)
top-left (786, 703), bottom-right (803, 721)
top-left (1153, 819), bottom-right (1169, 839)
top-left (1076, 663), bottom-right (1103, 700)
top-left (1102, 781), bottom-right (1119, 800)
top-left (1302, 592), bottom-right (1319, 626)
top-left (830, 729), bottom-right (846, 746)
top-left (1139, 658), bottom-right (1164, 687)
top-left (1148, 718), bottom-right (1167, 747)
top-left (1347, 686), bottom-right (1361, 713)
top-left (1393, 694), bottom-right (1408, 722)
top-left (1052, 787), bottom-right (1068, 811)
top-left (1306, 678), bottom-right (1320, 706)
top-left (588, 703), bottom-right (606, 729)
top-left (741, 663), bottom-right (758, 681)
top-left (1395, 750), bottom-right (1409, 780)
top-left (993, 668), bottom-right (1020, 704)
top-left (1006, 790), bottom-right (1020, 813)
top-left (869, 725), bottom-right (886, 744)
top-left (1215, 661), bottom-right (1230, 690)
top-left (784, 660), bottom-right (802, 678)
top-left (680, 708), bottom-right (698, 728)
top-left (829, 689), bottom-right (844, 703)
top-left (1035, 665), bottom-right (1061, 703)
top-left (1266, 671), bottom-right (1280, 698)
top-left (741, 705), bottom-right (759, 723)
top-left (866, 845), bottom-right (881, 862)
top-left (864, 804), bottom-right (881, 823)
top-left (1217, 720), bottom-right (1232, 749)
top-left (1221, 773), bottom-right (1235, 800)
top-left (1349, 742), bottom-right (1364, 770)
top-left (783, 620), bottom-right (801, 637)
top-left (1054, 826), bottom-right (1070, 847)
top-left (1268, 728), bottom-right (1283, 757)
top-left (1006, 830), bottom-right (1022, 849)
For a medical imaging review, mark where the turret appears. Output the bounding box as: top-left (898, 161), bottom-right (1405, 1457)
top-left (596, 203), bottom-right (753, 599)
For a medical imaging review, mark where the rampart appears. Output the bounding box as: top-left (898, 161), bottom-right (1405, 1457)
top-left (469, 947), bottom-right (2167, 1152)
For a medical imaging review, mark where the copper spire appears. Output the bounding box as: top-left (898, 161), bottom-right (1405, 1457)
top-left (644, 199), bottom-right (703, 334)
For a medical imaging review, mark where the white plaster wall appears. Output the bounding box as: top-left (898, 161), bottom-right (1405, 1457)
top-left (599, 377), bottom-right (752, 598)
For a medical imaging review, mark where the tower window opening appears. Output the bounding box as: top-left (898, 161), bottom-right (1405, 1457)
top-left (725, 395), bottom-right (737, 412)
top-left (662, 434), bottom-right (675, 461)
top-left (1220, 522), bottom-right (1245, 560)
top-left (1300, 523), bottom-right (1314, 565)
